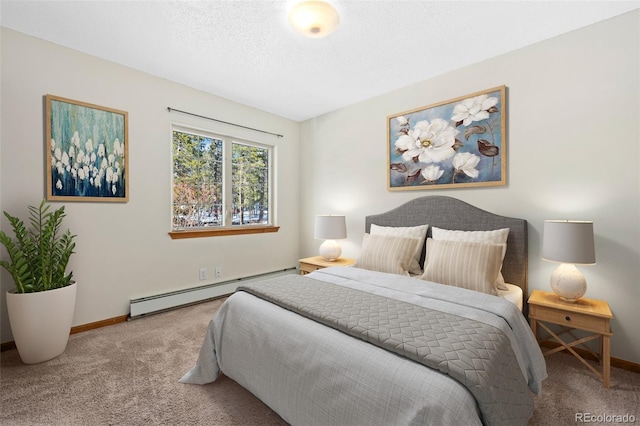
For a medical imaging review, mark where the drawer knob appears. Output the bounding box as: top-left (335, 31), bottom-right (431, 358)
top-left (565, 316), bottom-right (571, 322)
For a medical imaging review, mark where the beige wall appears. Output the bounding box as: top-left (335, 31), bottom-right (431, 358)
top-left (300, 11), bottom-right (640, 364)
top-left (2, 11), bottom-right (639, 365)
top-left (0, 29), bottom-right (300, 341)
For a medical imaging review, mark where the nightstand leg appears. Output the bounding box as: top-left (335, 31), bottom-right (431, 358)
top-left (603, 335), bottom-right (610, 388)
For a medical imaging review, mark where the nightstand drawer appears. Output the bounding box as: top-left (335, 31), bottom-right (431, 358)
top-left (529, 304), bottom-right (610, 334)
top-left (299, 263), bottom-right (323, 275)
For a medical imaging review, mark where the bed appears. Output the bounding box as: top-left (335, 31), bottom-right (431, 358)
top-left (181, 196), bottom-right (547, 426)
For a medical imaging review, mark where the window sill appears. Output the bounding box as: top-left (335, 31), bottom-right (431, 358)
top-left (169, 225), bottom-right (280, 239)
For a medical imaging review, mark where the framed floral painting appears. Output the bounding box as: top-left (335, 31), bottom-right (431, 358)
top-left (46, 95), bottom-right (129, 202)
top-left (387, 86), bottom-right (506, 190)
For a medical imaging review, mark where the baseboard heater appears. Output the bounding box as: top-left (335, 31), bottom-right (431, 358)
top-left (129, 267), bottom-right (297, 319)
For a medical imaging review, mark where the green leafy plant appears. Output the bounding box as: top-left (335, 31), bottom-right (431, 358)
top-left (0, 200), bottom-right (76, 293)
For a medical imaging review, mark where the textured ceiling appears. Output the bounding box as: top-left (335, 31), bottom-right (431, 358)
top-left (1, 1), bottom-right (638, 121)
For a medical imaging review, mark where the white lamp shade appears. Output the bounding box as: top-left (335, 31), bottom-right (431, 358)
top-left (314, 215), bottom-right (346, 240)
top-left (542, 220), bottom-right (596, 265)
top-left (288, 1), bottom-right (340, 38)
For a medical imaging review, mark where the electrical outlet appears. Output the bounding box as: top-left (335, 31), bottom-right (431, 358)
top-left (199, 268), bottom-right (207, 281)
top-left (215, 266), bottom-right (222, 278)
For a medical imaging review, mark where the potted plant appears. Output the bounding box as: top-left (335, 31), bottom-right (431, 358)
top-left (0, 200), bottom-right (77, 364)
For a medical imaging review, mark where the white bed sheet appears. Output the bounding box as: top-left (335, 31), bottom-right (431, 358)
top-left (498, 283), bottom-right (523, 311)
top-left (409, 274), bottom-right (524, 311)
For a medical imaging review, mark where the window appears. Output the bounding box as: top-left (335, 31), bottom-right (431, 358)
top-left (170, 125), bottom-right (275, 238)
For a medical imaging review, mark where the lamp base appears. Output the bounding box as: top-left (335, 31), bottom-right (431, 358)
top-left (550, 263), bottom-right (587, 303)
top-left (319, 239), bottom-right (342, 261)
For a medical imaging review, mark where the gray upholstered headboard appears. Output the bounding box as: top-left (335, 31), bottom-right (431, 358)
top-left (365, 196), bottom-right (528, 298)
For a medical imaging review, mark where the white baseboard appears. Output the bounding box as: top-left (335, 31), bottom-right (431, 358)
top-left (129, 267), bottom-right (297, 319)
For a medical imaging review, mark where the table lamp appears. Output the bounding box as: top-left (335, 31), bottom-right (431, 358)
top-left (314, 215), bottom-right (346, 261)
top-left (542, 220), bottom-right (596, 302)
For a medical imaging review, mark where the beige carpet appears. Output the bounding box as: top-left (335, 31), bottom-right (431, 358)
top-left (1, 298), bottom-right (638, 425)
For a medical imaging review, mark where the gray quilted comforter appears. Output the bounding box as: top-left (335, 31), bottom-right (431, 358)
top-left (238, 274), bottom-right (533, 425)
top-left (181, 267), bottom-right (547, 425)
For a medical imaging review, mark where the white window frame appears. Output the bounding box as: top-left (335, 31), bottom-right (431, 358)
top-left (169, 124), bottom-right (278, 239)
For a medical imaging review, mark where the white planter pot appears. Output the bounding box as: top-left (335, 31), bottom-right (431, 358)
top-left (6, 282), bottom-right (77, 364)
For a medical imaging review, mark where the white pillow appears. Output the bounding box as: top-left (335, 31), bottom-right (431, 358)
top-left (355, 234), bottom-right (420, 277)
top-left (430, 226), bottom-right (510, 290)
top-left (421, 238), bottom-right (504, 295)
top-left (370, 224), bottom-right (428, 274)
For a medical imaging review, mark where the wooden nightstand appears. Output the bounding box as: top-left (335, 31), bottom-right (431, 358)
top-left (528, 289), bottom-right (613, 388)
top-left (298, 256), bottom-right (355, 275)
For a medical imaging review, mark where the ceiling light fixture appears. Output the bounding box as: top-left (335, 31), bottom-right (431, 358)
top-left (288, 1), bottom-right (340, 39)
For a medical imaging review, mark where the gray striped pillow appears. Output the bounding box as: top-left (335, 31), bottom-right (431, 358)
top-left (370, 224), bottom-right (428, 274)
top-left (421, 238), bottom-right (503, 295)
top-left (430, 227), bottom-right (510, 290)
top-left (355, 234), bottom-right (420, 276)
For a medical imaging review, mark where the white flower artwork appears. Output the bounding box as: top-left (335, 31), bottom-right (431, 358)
top-left (388, 86), bottom-right (506, 190)
top-left (46, 95), bottom-right (129, 202)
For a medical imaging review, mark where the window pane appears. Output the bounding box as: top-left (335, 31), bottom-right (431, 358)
top-left (172, 130), bottom-right (223, 229)
top-left (231, 142), bottom-right (269, 226)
